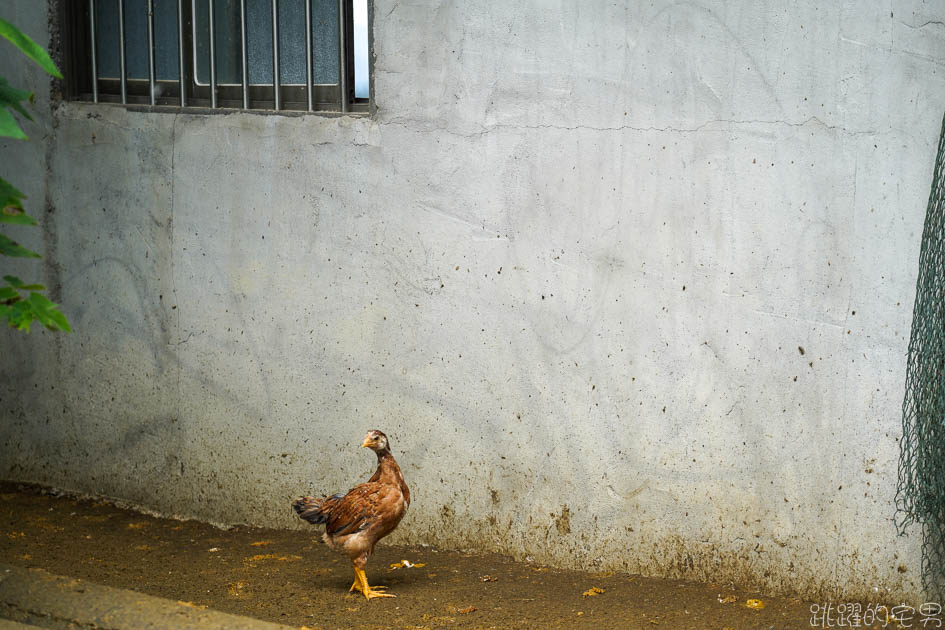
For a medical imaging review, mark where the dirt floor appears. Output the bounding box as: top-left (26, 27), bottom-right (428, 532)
top-left (0, 482), bottom-right (839, 629)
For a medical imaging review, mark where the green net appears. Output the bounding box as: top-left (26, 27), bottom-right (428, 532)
top-left (897, 111), bottom-right (945, 601)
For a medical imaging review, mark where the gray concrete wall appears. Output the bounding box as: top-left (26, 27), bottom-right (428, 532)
top-left (2, 0), bottom-right (944, 603)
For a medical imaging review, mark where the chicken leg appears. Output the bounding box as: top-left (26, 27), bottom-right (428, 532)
top-left (351, 565), bottom-right (394, 599)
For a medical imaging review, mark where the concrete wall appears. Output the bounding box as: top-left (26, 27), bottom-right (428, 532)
top-left (2, 0), bottom-right (944, 602)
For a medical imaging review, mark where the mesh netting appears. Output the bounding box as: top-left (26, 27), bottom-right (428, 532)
top-left (897, 111), bottom-right (945, 601)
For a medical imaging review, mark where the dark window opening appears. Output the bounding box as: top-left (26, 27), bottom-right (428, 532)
top-left (62, 0), bottom-right (371, 113)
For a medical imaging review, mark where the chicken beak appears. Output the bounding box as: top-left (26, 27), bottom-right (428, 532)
top-left (361, 436), bottom-right (373, 448)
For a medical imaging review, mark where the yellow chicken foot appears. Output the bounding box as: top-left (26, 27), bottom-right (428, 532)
top-left (349, 573), bottom-right (362, 593)
top-left (354, 566), bottom-right (394, 599)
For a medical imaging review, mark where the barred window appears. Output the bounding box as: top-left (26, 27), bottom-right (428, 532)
top-left (62, 0), bottom-right (371, 113)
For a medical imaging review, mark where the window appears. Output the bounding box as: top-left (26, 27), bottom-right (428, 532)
top-left (62, 0), bottom-right (371, 113)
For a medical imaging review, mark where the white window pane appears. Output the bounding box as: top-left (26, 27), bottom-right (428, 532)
top-left (352, 0), bottom-right (368, 98)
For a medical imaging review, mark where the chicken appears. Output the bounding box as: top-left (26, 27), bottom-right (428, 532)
top-left (292, 430), bottom-right (411, 600)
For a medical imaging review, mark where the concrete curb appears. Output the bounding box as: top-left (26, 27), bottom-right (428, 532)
top-left (0, 564), bottom-right (295, 630)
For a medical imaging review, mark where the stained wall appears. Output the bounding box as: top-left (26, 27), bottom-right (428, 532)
top-left (2, 0), bottom-right (944, 602)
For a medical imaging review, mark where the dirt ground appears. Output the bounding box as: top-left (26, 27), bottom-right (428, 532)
top-left (0, 482), bottom-right (831, 629)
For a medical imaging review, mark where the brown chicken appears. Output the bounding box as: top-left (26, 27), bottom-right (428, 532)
top-left (292, 430), bottom-right (410, 599)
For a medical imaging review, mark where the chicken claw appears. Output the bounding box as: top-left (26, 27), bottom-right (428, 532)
top-left (363, 586), bottom-right (395, 600)
top-left (354, 567), bottom-right (394, 599)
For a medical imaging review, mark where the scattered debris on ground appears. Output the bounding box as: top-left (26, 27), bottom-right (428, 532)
top-left (0, 483), bottom-right (835, 628)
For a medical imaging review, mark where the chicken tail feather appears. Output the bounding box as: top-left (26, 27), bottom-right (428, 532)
top-left (292, 493), bottom-right (343, 525)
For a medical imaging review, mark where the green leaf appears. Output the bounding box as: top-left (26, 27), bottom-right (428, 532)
top-left (26, 292), bottom-right (70, 332)
top-left (0, 304), bottom-right (17, 329)
top-left (0, 178), bottom-right (25, 208)
top-left (0, 77), bottom-right (33, 121)
top-left (0, 178), bottom-right (35, 225)
top-left (0, 108), bottom-right (27, 140)
top-left (0, 211), bottom-right (36, 225)
top-left (0, 18), bottom-right (63, 79)
top-left (0, 76), bottom-right (34, 141)
top-left (2, 275), bottom-right (42, 291)
top-left (0, 289), bottom-right (69, 332)
top-left (6, 300), bottom-right (33, 331)
top-left (0, 233), bottom-right (40, 258)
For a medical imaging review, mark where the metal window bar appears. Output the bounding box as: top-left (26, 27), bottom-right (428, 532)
top-left (147, 0), bottom-right (156, 105)
top-left (117, 0), bottom-right (127, 104)
top-left (178, 0), bottom-right (186, 106)
top-left (208, 0), bottom-right (217, 108)
top-left (337, 0), bottom-right (347, 113)
top-left (304, 0), bottom-right (313, 112)
top-left (240, 0), bottom-right (249, 109)
top-left (89, 0), bottom-right (99, 102)
top-left (272, 0), bottom-right (280, 111)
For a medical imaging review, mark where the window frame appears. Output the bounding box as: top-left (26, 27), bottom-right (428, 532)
top-left (59, 0), bottom-right (372, 114)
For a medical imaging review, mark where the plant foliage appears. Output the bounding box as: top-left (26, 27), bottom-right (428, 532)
top-left (0, 17), bottom-right (70, 332)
